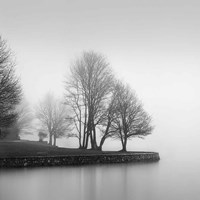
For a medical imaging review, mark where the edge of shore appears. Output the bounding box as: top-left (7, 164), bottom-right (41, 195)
top-left (0, 152), bottom-right (160, 168)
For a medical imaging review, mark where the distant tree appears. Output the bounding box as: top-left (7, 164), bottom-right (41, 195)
top-left (109, 81), bottom-right (153, 151)
top-left (35, 93), bottom-right (71, 146)
top-left (12, 99), bottom-right (34, 138)
top-left (65, 51), bottom-right (114, 149)
top-left (0, 36), bottom-right (22, 136)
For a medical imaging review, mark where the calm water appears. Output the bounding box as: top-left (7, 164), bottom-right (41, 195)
top-left (0, 154), bottom-right (200, 200)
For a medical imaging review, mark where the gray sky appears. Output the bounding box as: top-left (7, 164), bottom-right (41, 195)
top-left (1, 0), bottom-right (200, 154)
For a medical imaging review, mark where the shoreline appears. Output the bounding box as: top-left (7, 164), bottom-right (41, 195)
top-left (0, 152), bottom-right (160, 168)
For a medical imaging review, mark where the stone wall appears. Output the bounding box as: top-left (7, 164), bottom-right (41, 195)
top-left (0, 152), bottom-right (160, 168)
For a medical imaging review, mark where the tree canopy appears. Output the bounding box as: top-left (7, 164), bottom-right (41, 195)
top-left (65, 51), bottom-right (153, 151)
top-left (108, 81), bottom-right (153, 151)
top-left (35, 93), bottom-right (71, 146)
top-left (65, 51), bottom-right (114, 149)
top-left (0, 35), bottom-right (153, 151)
top-left (0, 36), bottom-right (22, 130)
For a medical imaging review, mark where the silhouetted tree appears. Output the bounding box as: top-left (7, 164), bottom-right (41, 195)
top-left (109, 81), bottom-right (153, 151)
top-left (0, 36), bottom-right (22, 136)
top-left (65, 51), bottom-right (114, 149)
top-left (35, 93), bottom-right (71, 146)
top-left (97, 85), bottom-right (119, 150)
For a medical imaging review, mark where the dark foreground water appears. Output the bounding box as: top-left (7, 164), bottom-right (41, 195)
top-left (0, 155), bottom-right (199, 200)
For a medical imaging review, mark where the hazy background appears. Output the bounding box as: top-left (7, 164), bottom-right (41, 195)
top-left (1, 0), bottom-right (200, 159)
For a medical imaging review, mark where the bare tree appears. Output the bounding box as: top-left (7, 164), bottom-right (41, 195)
top-left (0, 36), bottom-right (22, 136)
top-left (109, 81), bottom-right (153, 151)
top-left (12, 99), bottom-right (34, 138)
top-left (97, 86), bottom-right (119, 150)
top-left (65, 52), bottom-right (153, 151)
top-left (65, 81), bottom-right (86, 148)
top-left (35, 93), bottom-right (71, 146)
top-left (65, 51), bottom-right (114, 149)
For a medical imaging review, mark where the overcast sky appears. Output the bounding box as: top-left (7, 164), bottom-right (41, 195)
top-left (1, 0), bottom-right (200, 155)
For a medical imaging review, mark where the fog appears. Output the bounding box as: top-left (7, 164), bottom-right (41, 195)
top-left (1, 1), bottom-right (200, 200)
top-left (1, 0), bottom-right (200, 158)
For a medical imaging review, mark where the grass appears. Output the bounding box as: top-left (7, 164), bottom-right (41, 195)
top-left (0, 140), bottom-right (99, 157)
top-left (0, 140), bottom-right (153, 158)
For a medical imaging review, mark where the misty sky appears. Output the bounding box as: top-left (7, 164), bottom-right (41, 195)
top-left (1, 0), bottom-right (200, 155)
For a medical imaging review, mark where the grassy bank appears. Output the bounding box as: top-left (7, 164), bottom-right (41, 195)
top-left (0, 140), bottom-right (155, 158)
top-left (0, 141), bottom-right (160, 167)
top-left (0, 140), bottom-right (104, 158)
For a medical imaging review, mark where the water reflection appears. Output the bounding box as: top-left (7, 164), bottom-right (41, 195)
top-left (0, 163), bottom-right (159, 200)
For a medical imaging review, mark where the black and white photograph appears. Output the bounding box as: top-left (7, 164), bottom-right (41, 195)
top-left (0, 0), bottom-right (199, 200)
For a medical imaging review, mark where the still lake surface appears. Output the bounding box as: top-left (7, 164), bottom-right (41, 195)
top-left (0, 152), bottom-right (200, 200)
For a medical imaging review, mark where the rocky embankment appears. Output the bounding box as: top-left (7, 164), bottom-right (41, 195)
top-left (0, 152), bottom-right (160, 168)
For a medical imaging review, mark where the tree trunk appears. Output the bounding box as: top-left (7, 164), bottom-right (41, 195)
top-left (88, 116), bottom-right (94, 149)
top-left (82, 102), bottom-right (87, 148)
top-left (121, 144), bottom-right (127, 152)
top-left (90, 129), bottom-right (94, 149)
top-left (98, 135), bottom-right (106, 151)
top-left (82, 130), bottom-right (86, 148)
top-left (92, 125), bottom-right (98, 150)
top-left (53, 134), bottom-right (56, 146)
top-left (49, 133), bottom-right (53, 145)
top-left (78, 126), bottom-right (82, 148)
top-left (86, 113), bottom-right (92, 149)
top-left (121, 137), bottom-right (127, 152)
top-left (98, 120), bottom-right (111, 151)
top-left (79, 137), bottom-right (82, 149)
top-left (84, 130), bottom-right (89, 149)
